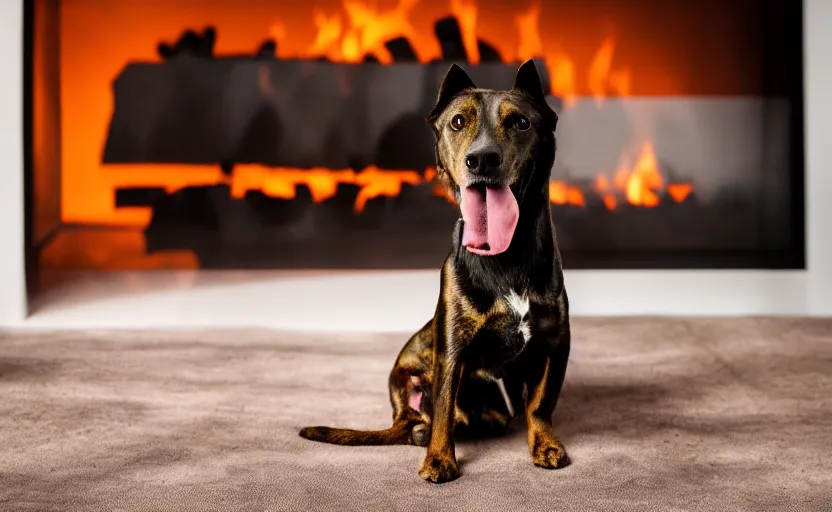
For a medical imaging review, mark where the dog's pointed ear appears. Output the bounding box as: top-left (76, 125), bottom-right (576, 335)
top-left (427, 64), bottom-right (476, 125)
top-left (512, 59), bottom-right (547, 102)
top-left (513, 59), bottom-right (558, 130)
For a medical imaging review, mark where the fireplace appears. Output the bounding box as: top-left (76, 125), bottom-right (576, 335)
top-left (26, 0), bottom-right (805, 274)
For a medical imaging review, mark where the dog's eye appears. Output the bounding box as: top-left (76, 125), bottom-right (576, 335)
top-left (511, 115), bottom-right (531, 131)
top-left (450, 114), bottom-right (466, 131)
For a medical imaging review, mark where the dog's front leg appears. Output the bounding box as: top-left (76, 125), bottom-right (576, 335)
top-left (524, 320), bottom-right (570, 470)
top-left (418, 309), bottom-right (467, 484)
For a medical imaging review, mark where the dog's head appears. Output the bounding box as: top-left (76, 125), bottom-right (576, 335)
top-left (427, 60), bottom-right (558, 256)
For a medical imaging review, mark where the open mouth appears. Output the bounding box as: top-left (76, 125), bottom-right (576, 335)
top-left (460, 183), bottom-right (520, 256)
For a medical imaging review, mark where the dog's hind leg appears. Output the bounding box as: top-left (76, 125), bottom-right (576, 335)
top-left (388, 321), bottom-right (435, 446)
top-left (389, 367), bottom-right (433, 447)
top-left (299, 322), bottom-right (434, 448)
top-left (298, 368), bottom-right (426, 446)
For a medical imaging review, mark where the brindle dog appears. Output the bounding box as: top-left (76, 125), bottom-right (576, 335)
top-left (299, 59), bottom-right (570, 484)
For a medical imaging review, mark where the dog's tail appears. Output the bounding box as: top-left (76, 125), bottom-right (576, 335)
top-left (299, 418), bottom-right (417, 446)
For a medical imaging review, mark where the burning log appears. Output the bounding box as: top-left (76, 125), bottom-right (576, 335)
top-left (434, 17), bottom-right (468, 61)
top-left (103, 54), bottom-right (557, 169)
top-left (111, 23), bottom-right (560, 264)
top-left (385, 37), bottom-right (419, 62)
top-left (142, 181), bottom-right (461, 266)
top-left (115, 187), bottom-right (167, 208)
top-left (145, 185), bottom-right (221, 245)
top-left (477, 40), bottom-right (503, 62)
top-left (245, 187), bottom-right (314, 227)
top-left (432, 18), bottom-right (505, 64)
top-left (139, 180), bottom-right (761, 270)
top-left (254, 40), bottom-right (277, 60)
top-left (157, 27), bottom-right (216, 60)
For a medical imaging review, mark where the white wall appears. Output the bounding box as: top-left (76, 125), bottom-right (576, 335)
top-left (0, 1), bottom-right (26, 324)
top-left (805, 0), bottom-right (832, 315)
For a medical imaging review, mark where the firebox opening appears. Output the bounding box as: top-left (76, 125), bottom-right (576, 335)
top-left (25, 0), bottom-right (805, 275)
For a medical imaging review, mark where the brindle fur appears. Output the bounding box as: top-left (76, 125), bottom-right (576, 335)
top-left (299, 60), bottom-right (570, 484)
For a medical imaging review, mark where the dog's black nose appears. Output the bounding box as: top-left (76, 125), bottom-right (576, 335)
top-left (465, 150), bottom-right (502, 174)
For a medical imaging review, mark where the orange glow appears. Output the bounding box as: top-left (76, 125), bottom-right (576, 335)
top-left (515, 2), bottom-right (577, 107)
top-left (601, 195), bottom-right (617, 211)
top-left (354, 167), bottom-right (423, 212)
top-left (587, 37), bottom-right (631, 107)
top-left (230, 165), bottom-right (424, 212)
top-left (625, 141), bottom-right (662, 207)
top-left (549, 181), bottom-right (585, 207)
top-left (289, 0), bottom-right (427, 63)
top-left (343, 0), bottom-right (422, 63)
top-left (592, 174), bottom-right (617, 211)
top-left (567, 186), bottom-right (586, 207)
top-left (667, 183), bottom-right (693, 203)
top-left (549, 181), bottom-right (566, 203)
top-left (566, 140), bottom-right (695, 210)
top-left (450, 0), bottom-right (480, 64)
top-left (421, 167), bottom-right (458, 204)
top-left (40, 230), bottom-right (199, 270)
top-left (55, 0), bottom-right (704, 234)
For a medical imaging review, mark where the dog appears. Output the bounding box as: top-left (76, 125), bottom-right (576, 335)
top-left (299, 59), bottom-right (570, 484)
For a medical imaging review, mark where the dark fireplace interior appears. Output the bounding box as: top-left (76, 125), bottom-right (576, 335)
top-left (25, 0), bottom-right (805, 273)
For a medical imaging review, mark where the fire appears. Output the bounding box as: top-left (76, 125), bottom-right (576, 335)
top-left (515, 3), bottom-right (577, 107)
top-left (354, 167), bottom-right (423, 212)
top-left (549, 181), bottom-right (585, 207)
top-left (242, 1), bottom-right (644, 214)
top-left (55, 0), bottom-right (682, 233)
top-left (576, 141), bottom-right (693, 211)
top-left (593, 175), bottom-right (617, 211)
top-left (230, 165), bottom-right (424, 213)
top-left (587, 37), bottom-right (632, 107)
top-left (450, 0), bottom-right (480, 64)
top-left (625, 141), bottom-right (662, 207)
top-left (281, 0), bottom-right (425, 64)
top-left (667, 184), bottom-right (693, 204)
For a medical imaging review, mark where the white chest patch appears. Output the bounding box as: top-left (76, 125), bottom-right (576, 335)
top-left (505, 290), bottom-right (532, 343)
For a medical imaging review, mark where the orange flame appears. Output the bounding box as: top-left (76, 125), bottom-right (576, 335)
top-left (57, 0), bottom-right (647, 231)
top-left (516, 2), bottom-right (577, 106)
top-left (588, 37), bottom-right (632, 107)
top-left (354, 166), bottom-right (422, 212)
top-left (515, 3), bottom-right (543, 60)
top-left (564, 141), bottom-right (694, 211)
top-left (593, 174), bottom-right (617, 211)
top-left (260, 1), bottom-right (641, 215)
top-left (306, 10), bottom-right (344, 59)
top-left (451, 0), bottom-right (480, 64)
top-left (667, 183), bottom-right (693, 203)
top-left (625, 141), bottom-right (663, 207)
top-left (230, 165), bottom-right (425, 213)
top-left (288, 0), bottom-right (424, 63)
top-left (549, 181), bottom-right (585, 207)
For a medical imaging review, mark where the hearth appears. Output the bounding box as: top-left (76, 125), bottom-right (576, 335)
top-left (25, 0), bottom-right (805, 272)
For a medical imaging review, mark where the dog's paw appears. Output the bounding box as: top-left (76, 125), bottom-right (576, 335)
top-left (532, 438), bottom-right (570, 469)
top-left (419, 454), bottom-right (460, 483)
top-left (411, 424), bottom-right (430, 447)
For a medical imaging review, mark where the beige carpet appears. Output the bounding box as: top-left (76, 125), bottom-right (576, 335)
top-left (1, 318), bottom-right (831, 511)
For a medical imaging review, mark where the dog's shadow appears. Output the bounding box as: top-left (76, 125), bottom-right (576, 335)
top-left (452, 374), bottom-right (720, 468)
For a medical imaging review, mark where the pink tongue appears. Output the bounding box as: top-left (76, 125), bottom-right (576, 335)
top-left (460, 185), bottom-right (519, 256)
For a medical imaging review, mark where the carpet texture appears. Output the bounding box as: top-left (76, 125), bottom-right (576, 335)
top-left (1, 318), bottom-right (831, 511)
